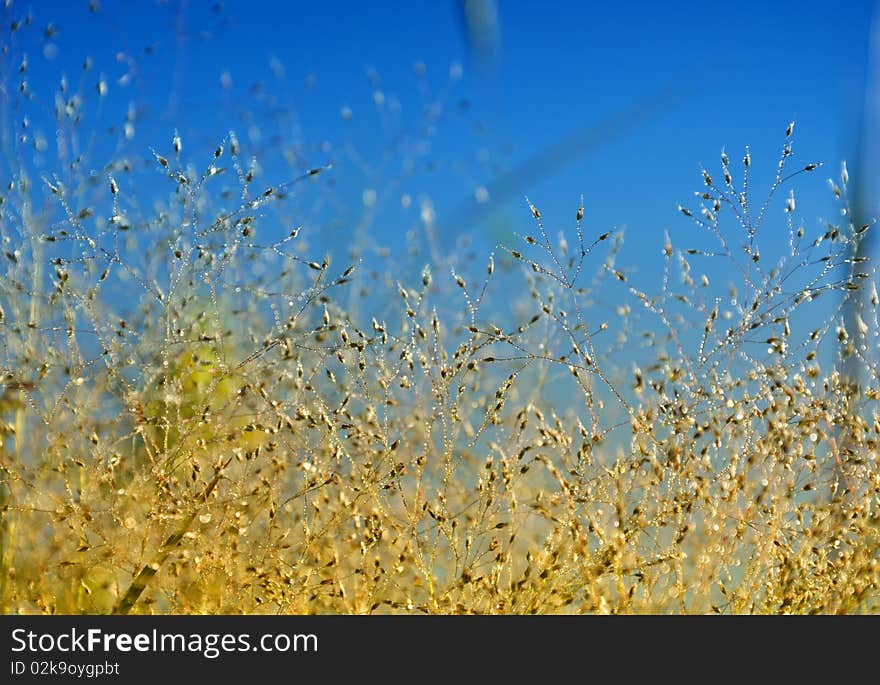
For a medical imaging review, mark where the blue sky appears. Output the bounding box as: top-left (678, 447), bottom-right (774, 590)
top-left (2, 0), bottom-right (875, 294)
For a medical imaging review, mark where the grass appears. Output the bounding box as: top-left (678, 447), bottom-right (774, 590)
top-left (1, 8), bottom-right (879, 616)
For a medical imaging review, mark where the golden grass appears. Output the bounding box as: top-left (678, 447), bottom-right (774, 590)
top-left (1, 122), bottom-right (878, 614)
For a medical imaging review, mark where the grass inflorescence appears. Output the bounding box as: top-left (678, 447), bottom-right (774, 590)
top-left (1, 7), bottom-right (879, 616)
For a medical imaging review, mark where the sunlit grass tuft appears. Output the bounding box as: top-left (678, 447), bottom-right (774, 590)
top-left (1, 5), bottom-right (878, 615)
